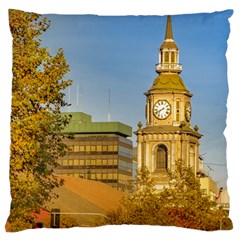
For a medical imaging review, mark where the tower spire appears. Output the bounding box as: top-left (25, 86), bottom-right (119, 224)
top-left (165, 15), bottom-right (174, 40)
top-left (155, 15), bottom-right (182, 74)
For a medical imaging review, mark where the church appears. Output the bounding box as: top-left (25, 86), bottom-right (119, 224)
top-left (135, 16), bottom-right (203, 190)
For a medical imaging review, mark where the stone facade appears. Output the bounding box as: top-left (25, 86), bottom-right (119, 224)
top-left (135, 16), bottom-right (202, 189)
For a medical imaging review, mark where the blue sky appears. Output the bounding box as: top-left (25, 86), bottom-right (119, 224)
top-left (41, 10), bottom-right (232, 187)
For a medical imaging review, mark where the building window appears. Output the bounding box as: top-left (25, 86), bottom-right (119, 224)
top-left (90, 159), bottom-right (96, 166)
top-left (96, 145), bottom-right (102, 152)
top-left (190, 146), bottom-right (195, 168)
top-left (201, 189), bottom-right (207, 195)
top-left (68, 145), bottom-right (74, 152)
top-left (171, 52), bottom-right (175, 63)
top-left (79, 160), bottom-right (85, 166)
top-left (73, 145), bottom-right (79, 152)
top-left (96, 159), bottom-right (102, 165)
top-left (102, 145), bottom-right (108, 152)
top-left (74, 160), bottom-right (79, 166)
top-left (62, 160), bottom-right (68, 166)
top-left (96, 173), bottom-right (102, 180)
top-left (90, 145), bottom-right (96, 152)
top-left (165, 52), bottom-right (169, 63)
top-left (176, 100), bottom-right (180, 121)
top-left (108, 145), bottom-right (114, 152)
top-left (86, 146), bottom-right (91, 152)
top-left (102, 173), bottom-right (107, 179)
top-left (102, 159), bottom-right (108, 166)
top-left (156, 144), bottom-right (168, 170)
top-left (79, 145), bottom-right (85, 152)
top-left (90, 173), bottom-right (96, 180)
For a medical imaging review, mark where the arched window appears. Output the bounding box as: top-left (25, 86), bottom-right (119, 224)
top-left (156, 144), bottom-right (168, 170)
top-left (171, 52), bottom-right (175, 63)
top-left (165, 52), bottom-right (169, 63)
top-left (190, 146), bottom-right (195, 168)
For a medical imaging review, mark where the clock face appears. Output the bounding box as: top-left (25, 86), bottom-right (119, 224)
top-left (185, 102), bottom-right (192, 122)
top-left (153, 100), bottom-right (171, 119)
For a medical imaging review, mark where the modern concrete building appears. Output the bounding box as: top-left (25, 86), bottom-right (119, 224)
top-left (55, 112), bottom-right (133, 191)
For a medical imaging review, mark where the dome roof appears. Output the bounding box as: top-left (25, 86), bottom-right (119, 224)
top-left (160, 40), bottom-right (178, 50)
top-left (150, 73), bottom-right (189, 92)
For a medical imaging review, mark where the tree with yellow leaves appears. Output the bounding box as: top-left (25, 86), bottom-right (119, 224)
top-left (103, 160), bottom-right (232, 230)
top-left (159, 160), bottom-right (232, 230)
top-left (7, 9), bottom-right (72, 231)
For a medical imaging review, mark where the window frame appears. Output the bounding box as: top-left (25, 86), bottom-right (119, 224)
top-left (155, 144), bottom-right (168, 170)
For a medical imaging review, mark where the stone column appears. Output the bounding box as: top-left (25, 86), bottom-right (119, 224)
top-left (195, 143), bottom-right (199, 175)
top-left (186, 141), bottom-right (190, 167)
top-left (136, 128), bottom-right (143, 169)
top-left (145, 141), bottom-right (150, 170)
top-left (147, 99), bottom-right (150, 125)
top-left (171, 135), bottom-right (176, 170)
top-left (137, 142), bottom-right (142, 168)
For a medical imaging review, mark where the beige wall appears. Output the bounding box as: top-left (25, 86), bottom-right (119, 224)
top-left (200, 177), bottom-right (217, 201)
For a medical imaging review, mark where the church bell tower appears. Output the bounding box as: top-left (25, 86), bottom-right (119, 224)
top-left (136, 16), bottom-right (202, 189)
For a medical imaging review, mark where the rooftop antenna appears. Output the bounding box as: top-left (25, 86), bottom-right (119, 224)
top-left (207, 165), bottom-right (214, 171)
top-left (108, 88), bottom-right (111, 122)
top-left (206, 165), bottom-right (214, 178)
